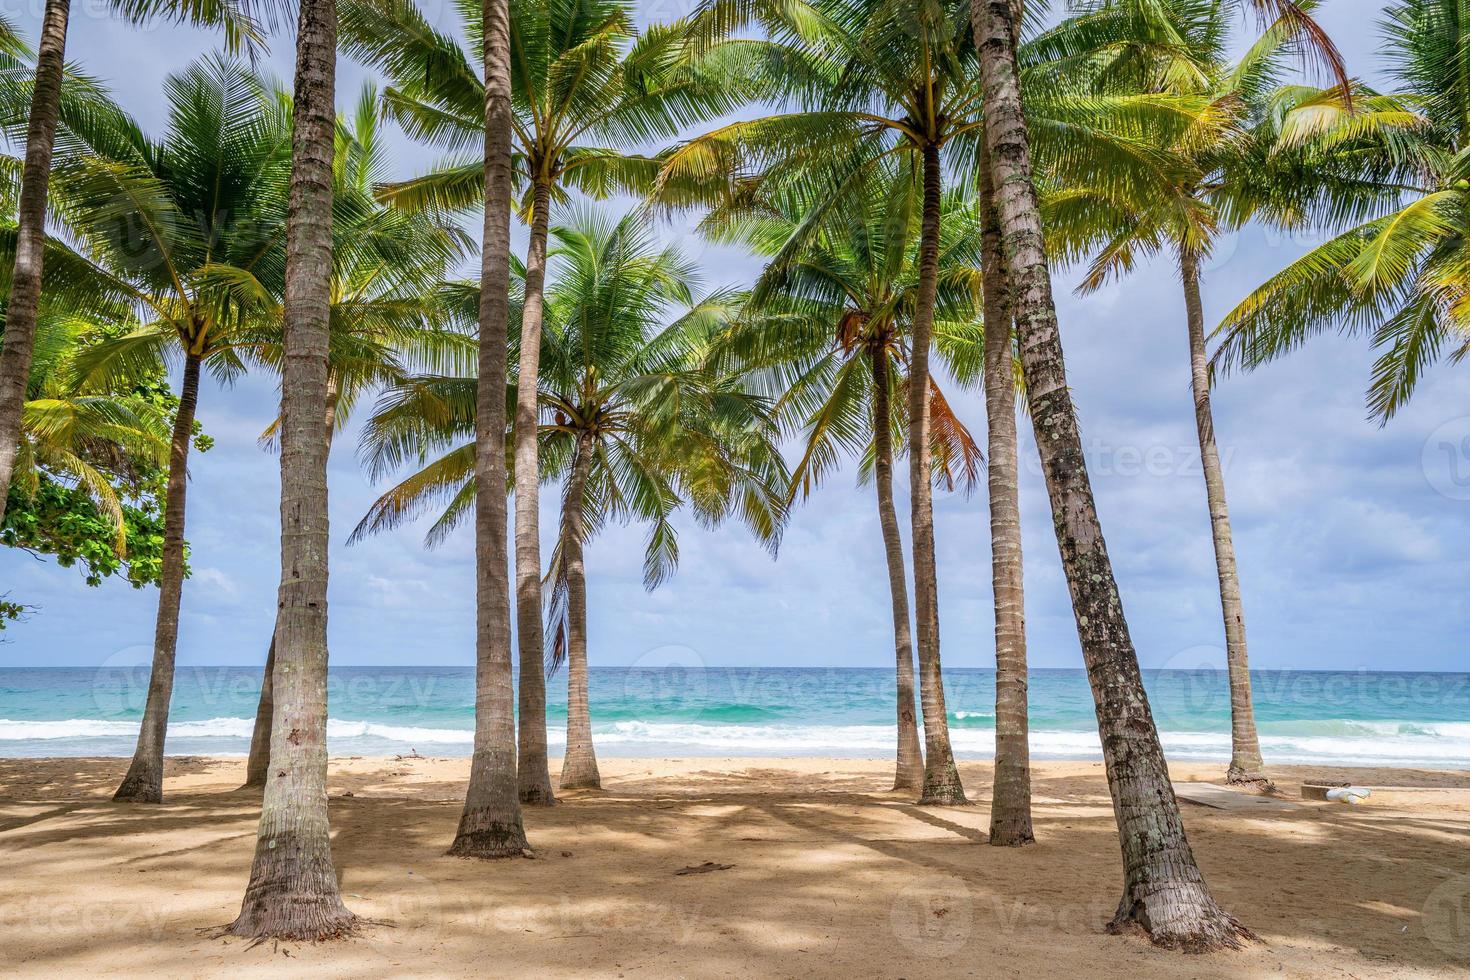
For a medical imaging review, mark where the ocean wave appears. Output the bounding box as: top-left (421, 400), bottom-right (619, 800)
top-left (1263, 719), bottom-right (1470, 740)
top-left (0, 716), bottom-right (476, 744)
top-left (1, 716), bottom-right (1466, 766)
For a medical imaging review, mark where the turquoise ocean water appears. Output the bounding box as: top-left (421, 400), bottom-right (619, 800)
top-left (0, 666), bottom-right (1467, 766)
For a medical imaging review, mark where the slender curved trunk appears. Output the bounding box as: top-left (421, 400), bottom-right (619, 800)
top-left (243, 636), bottom-right (275, 788)
top-left (909, 141), bottom-right (965, 806)
top-left (447, 0), bottom-right (529, 859)
top-left (230, 0), bottom-right (356, 939)
top-left (515, 179), bottom-right (555, 806)
top-left (244, 382), bottom-right (340, 790)
top-left (978, 135), bottom-right (1033, 846)
top-left (112, 350), bottom-right (200, 804)
top-left (0, 0), bottom-right (69, 522)
top-left (976, 0), bottom-right (1248, 949)
top-left (870, 346), bottom-right (922, 793)
top-left (1179, 251), bottom-right (1267, 786)
top-left (559, 429), bottom-right (600, 790)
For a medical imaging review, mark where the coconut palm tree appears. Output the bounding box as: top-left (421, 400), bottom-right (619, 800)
top-left (0, 0), bottom-right (260, 527)
top-left (46, 56), bottom-right (292, 804)
top-left (1040, 0), bottom-right (1370, 787)
top-left (665, 0), bottom-right (1219, 805)
top-left (351, 209), bottom-right (789, 792)
top-left (241, 85), bottom-right (473, 788)
top-left (973, 0), bottom-right (1259, 948)
top-left (974, 127), bottom-right (1031, 845)
top-left (2, 140), bottom-right (180, 584)
top-left (663, 0), bottom-right (996, 805)
top-left (230, 0), bottom-right (359, 939)
top-left (1029, 0), bottom-right (1293, 781)
top-left (340, 0), bottom-right (748, 805)
top-left (1215, 0), bottom-right (1466, 422)
top-left (704, 165), bottom-right (986, 795)
top-left (446, 0), bottom-right (529, 859)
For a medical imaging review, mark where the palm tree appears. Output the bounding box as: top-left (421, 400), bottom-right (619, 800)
top-left (974, 128), bottom-right (1031, 845)
top-left (43, 57), bottom-right (292, 803)
top-left (973, 0), bottom-right (1254, 948)
top-left (340, 0), bottom-right (746, 805)
top-left (230, 0), bottom-right (358, 939)
top-left (664, 0), bottom-right (997, 805)
top-left (2, 142), bottom-right (179, 586)
top-left (241, 85), bottom-right (472, 789)
top-left (0, 0), bottom-right (260, 527)
top-left (1031, 0), bottom-right (1352, 787)
top-left (447, 0), bottom-right (530, 859)
top-left (666, 0), bottom-right (1209, 806)
top-left (354, 210), bottom-right (788, 792)
top-left (1215, 0), bottom-right (1466, 422)
top-left (705, 166), bottom-right (985, 795)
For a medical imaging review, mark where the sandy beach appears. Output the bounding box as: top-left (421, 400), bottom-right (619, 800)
top-left (1, 755), bottom-right (1467, 977)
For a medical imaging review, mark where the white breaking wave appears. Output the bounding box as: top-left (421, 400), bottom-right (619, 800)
top-left (0, 716), bottom-right (473, 743)
top-left (0, 716), bottom-right (1467, 766)
top-left (0, 717), bottom-right (257, 740)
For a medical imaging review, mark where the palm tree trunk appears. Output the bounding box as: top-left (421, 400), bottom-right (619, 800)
top-left (230, 0), bottom-right (356, 939)
top-left (447, 0), bottom-right (530, 859)
top-left (1179, 250), bottom-right (1267, 786)
top-left (870, 346), bottom-right (922, 794)
top-left (978, 134), bottom-right (1033, 846)
top-left (515, 179), bottom-right (555, 806)
top-left (559, 429), bottom-right (600, 790)
top-left (112, 350), bottom-right (200, 804)
top-left (0, 0), bottom-right (69, 524)
top-left (244, 382), bottom-right (340, 790)
top-left (908, 141), bottom-right (965, 806)
top-left (244, 635), bottom-right (275, 788)
top-left (974, 0), bottom-right (1248, 949)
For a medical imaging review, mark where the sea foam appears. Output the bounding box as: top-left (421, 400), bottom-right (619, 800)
top-left (2, 715), bottom-right (1467, 767)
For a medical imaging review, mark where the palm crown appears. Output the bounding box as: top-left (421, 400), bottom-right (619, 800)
top-left (339, 0), bottom-right (749, 213)
top-left (353, 208), bottom-right (790, 588)
top-left (1214, 0), bottom-right (1470, 420)
top-left (708, 163), bottom-right (986, 499)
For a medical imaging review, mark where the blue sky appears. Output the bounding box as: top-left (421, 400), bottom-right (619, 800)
top-left (3, 1), bottom-right (1466, 672)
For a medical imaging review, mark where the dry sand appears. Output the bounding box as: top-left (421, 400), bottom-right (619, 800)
top-left (2, 755), bottom-right (1468, 977)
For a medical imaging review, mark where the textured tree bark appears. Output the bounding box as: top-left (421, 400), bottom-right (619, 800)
top-left (976, 0), bottom-right (1249, 949)
top-left (0, 0), bottom-right (69, 525)
top-left (243, 636), bottom-right (275, 789)
top-left (977, 135), bottom-right (1034, 846)
top-left (870, 346), bottom-right (922, 794)
top-left (447, 0), bottom-right (530, 859)
top-left (1179, 251), bottom-right (1267, 786)
top-left (515, 179), bottom-right (555, 806)
top-left (229, 0), bottom-right (357, 939)
top-left (244, 384), bottom-right (339, 791)
top-left (908, 141), bottom-right (965, 806)
top-left (559, 429), bottom-right (600, 790)
top-left (112, 351), bottom-right (200, 804)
